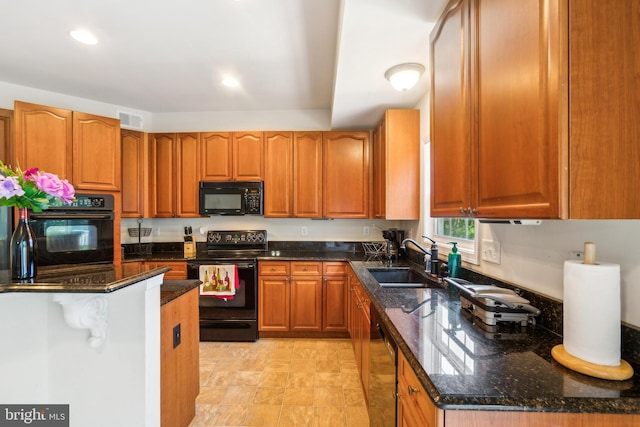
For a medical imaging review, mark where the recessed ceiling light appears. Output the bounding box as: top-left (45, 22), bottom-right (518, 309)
top-left (70, 29), bottom-right (98, 45)
top-left (222, 77), bottom-right (240, 88)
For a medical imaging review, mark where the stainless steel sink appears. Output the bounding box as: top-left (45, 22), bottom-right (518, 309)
top-left (367, 267), bottom-right (430, 288)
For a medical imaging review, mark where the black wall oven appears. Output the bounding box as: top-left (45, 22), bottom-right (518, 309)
top-left (29, 194), bottom-right (115, 267)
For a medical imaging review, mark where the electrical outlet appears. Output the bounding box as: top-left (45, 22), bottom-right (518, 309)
top-left (363, 226), bottom-right (370, 236)
top-left (173, 324), bottom-right (181, 349)
top-left (482, 239), bottom-right (501, 264)
top-left (301, 226), bottom-right (308, 236)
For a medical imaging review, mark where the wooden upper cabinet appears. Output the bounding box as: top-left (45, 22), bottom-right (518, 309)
top-left (73, 112), bottom-right (121, 192)
top-left (200, 132), bottom-right (233, 181)
top-left (14, 101), bottom-right (73, 180)
top-left (431, 0), bottom-right (564, 219)
top-left (0, 109), bottom-right (13, 164)
top-left (568, 0), bottom-right (640, 218)
top-left (150, 133), bottom-right (176, 218)
top-left (293, 131), bottom-right (323, 218)
top-left (150, 133), bottom-right (200, 218)
top-left (121, 130), bottom-right (147, 218)
top-left (200, 131), bottom-right (263, 182)
top-left (373, 110), bottom-right (420, 220)
top-left (473, 0), bottom-right (563, 219)
top-left (430, 0), bottom-right (473, 218)
top-left (233, 131), bottom-right (264, 181)
top-left (432, 0), bottom-right (640, 219)
top-left (264, 131), bottom-right (293, 217)
top-left (323, 131), bottom-right (370, 218)
top-left (175, 133), bottom-right (200, 217)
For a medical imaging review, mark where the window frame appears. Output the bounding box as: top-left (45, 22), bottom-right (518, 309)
top-left (433, 218), bottom-right (480, 265)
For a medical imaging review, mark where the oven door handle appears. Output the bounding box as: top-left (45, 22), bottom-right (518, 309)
top-left (29, 212), bottom-right (114, 220)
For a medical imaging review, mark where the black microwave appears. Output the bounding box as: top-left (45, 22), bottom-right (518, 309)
top-left (199, 181), bottom-right (263, 215)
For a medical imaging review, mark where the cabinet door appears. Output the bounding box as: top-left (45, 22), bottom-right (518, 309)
top-left (290, 276), bottom-right (322, 331)
top-left (323, 131), bottom-right (370, 218)
top-left (233, 131), bottom-right (264, 181)
top-left (372, 120), bottom-right (385, 219)
top-left (121, 130), bottom-right (147, 218)
top-left (264, 131), bottom-right (293, 217)
top-left (150, 133), bottom-right (177, 217)
top-left (383, 110), bottom-right (420, 220)
top-left (73, 112), bottom-right (121, 191)
top-left (258, 275), bottom-right (290, 331)
top-left (293, 131), bottom-right (323, 218)
top-left (14, 101), bottom-right (73, 180)
top-left (0, 108), bottom-right (13, 164)
top-left (175, 133), bottom-right (200, 217)
top-left (430, 0), bottom-right (473, 217)
top-left (323, 275), bottom-right (349, 332)
top-left (200, 132), bottom-right (233, 181)
top-left (568, 0), bottom-right (637, 218)
top-left (474, 0), bottom-right (563, 218)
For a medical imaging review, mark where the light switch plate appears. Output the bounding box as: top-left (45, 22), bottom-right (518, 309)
top-left (482, 239), bottom-right (501, 264)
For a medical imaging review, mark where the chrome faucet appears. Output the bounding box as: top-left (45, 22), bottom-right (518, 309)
top-left (401, 238), bottom-right (431, 272)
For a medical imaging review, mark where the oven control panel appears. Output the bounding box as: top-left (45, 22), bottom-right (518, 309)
top-left (206, 230), bottom-right (267, 247)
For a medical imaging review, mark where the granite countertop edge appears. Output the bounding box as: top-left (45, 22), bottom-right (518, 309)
top-left (161, 280), bottom-right (201, 305)
top-left (0, 266), bottom-right (171, 294)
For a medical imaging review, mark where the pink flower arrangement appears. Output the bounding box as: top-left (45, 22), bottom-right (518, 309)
top-left (0, 161), bottom-right (75, 211)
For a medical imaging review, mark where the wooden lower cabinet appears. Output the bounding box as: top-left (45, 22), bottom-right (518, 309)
top-left (322, 262), bottom-right (349, 332)
top-left (348, 266), bottom-right (370, 403)
top-left (398, 349), bottom-right (640, 427)
top-left (145, 261), bottom-right (188, 280)
top-left (161, 287), bottom-right (199, 427)
top-left (398, 350), bottom-right (442, 427)
top-left (259, 261), bottom-right (349, 335)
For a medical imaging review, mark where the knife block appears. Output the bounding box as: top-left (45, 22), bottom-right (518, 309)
top-left (183, 241), bottom-right (196, 258)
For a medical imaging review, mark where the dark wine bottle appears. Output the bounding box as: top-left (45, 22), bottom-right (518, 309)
top-left (11, 207), bottom-right (37, 280)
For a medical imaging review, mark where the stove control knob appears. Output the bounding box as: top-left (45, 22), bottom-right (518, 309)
top-left (208, 232), bottom-right (221, 243)
top-left (256, 233), bottom-right (265, 242)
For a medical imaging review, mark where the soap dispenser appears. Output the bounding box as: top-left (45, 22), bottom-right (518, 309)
top-left (448, 242), bottom-right (461, 278)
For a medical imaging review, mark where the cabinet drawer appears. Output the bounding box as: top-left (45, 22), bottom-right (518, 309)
top-left (323, 261), bottom-right (348, 276)
top-left (259, 261), bottom-right (290, 276)
top-left (290, 261), bottom-right (322, 276)
top-left (145, 261), bottom-right (187, 280)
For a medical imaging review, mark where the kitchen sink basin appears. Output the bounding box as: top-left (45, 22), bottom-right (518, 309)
top-left (367, 268), bottom-right (430, 288)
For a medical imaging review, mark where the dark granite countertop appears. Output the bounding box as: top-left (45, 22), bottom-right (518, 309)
top-left (0, 263), bottom-right (170, 293)
top-left (161, 279), bottom-right (201, 305)
top-left (350, 260), bottom-right (640, 414)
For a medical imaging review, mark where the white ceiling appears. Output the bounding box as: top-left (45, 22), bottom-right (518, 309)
top-left (0, 0), bottom-right (446, 129)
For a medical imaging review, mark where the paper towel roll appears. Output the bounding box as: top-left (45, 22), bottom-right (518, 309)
top-left (563, 260), bottom-right (621, 366)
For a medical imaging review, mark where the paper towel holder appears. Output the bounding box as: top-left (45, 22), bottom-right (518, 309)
top-left (551, 345), bottom-right (633, 381)
top-left (551, 242), bottom-right (634, 381)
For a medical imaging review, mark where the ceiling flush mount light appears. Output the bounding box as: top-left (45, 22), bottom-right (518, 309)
top-left (384, 63), bottom-right (425, 92)
top-left (222, 77), bottom-right (239, 88)
top-left (70, 29), bottom-right (98, 45)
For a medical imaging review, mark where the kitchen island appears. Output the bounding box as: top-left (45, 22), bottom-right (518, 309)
top-left (0, 263), bottom-right (169, 427)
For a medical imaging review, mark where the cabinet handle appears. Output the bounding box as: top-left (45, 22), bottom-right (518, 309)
top-left (470, 207), bottom-right (477, 215)
top-left (408, 385), bottom-right (419, 395)
top-left (271, 267), bottom-right (276, 271)
top-left (357, 303), bottom-right (362, 309)
top-left (459, 207), bottom-right (467, 214)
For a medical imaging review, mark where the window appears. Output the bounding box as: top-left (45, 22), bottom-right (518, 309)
top-left (433, 218), bottom-right (480, 265)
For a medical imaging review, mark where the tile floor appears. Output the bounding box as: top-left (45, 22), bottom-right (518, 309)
top-left (189, 338), bottom-right (370, 427)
